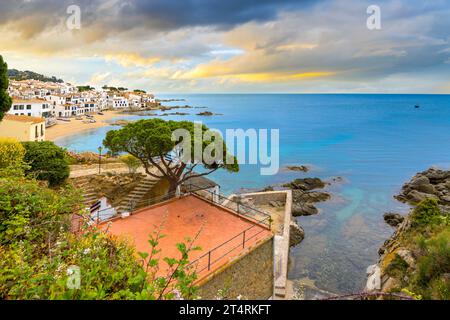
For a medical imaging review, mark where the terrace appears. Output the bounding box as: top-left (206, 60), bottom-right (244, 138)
top-left (99, 192), bottom-right (273, 281)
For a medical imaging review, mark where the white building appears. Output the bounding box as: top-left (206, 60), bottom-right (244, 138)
top-left (110, 96), bottom-right (129, 109)
top-left (9, 99), bottom-right (53, 118)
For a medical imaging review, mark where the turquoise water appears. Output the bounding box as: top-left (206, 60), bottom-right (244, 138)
top-left (55, 94), bottom-right (450, 293)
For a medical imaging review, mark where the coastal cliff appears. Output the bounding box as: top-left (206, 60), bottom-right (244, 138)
top-left (366, 168), bottom-right (450, 299)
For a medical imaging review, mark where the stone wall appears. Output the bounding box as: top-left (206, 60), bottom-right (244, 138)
top-left (197, 237), bottom-right (274, 300)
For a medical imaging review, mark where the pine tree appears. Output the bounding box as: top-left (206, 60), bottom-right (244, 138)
top-left (0, 55), bottom-right (12, 122)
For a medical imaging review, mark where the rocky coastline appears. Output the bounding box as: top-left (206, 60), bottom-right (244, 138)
top-left (365, 167), bottom-right (450, 299)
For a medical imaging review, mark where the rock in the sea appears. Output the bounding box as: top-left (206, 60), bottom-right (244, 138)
top-left (383, 212), bottom-right (404, 227)
top-left (284, 177), bottom-right (326, 191)
top-left (292, 190), bottom-right (330, 203)
top-left (292, 202), bottom-right (318, 216)
top-left (409, 175), bottom-right (430, 187)
top-left (197, 111), bottom-right (214, 116)
top-left (289, 220), bottom-right (305, 247)
top-left (286, 165), bottom-right (309, 172)
top-left (405, 190), bottom-right (439, 203)
top-left (423, 168), bottom-right (450, 183)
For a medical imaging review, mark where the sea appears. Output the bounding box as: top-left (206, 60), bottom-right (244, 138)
top-left (55, 94), bottom-right (450, 294)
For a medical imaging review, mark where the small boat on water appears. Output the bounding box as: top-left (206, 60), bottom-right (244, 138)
top-left (415, 105), bottom-right (420, 108)
top-left (57, 118), bottom-right (71, 122)
top-left (97, 112), bottom-right (104, 115)
top-left (85, 114), bottom-right (94, 119)
top-left (75, 116), bottom-right (83, 120)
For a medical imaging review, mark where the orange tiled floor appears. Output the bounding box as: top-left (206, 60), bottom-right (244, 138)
top-left (102, 195), bottom-right (272, 279)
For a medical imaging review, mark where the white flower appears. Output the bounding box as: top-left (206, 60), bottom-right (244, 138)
top-left (83, 248), bottom-right (91, 255)
top-left (236, 295), bottom-right (242, 300)
top-left (66, 268), bottom-right (74, 275)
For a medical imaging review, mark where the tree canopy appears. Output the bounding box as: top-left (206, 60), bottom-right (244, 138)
top-left (103, 119), bottom-right (238, 191)
top-left (22, 141), bottom-right (70, 187)
top-left (0, 55), bottom-right (12, 122)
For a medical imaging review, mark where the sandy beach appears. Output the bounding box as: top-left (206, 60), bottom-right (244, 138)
top-left (46, 110), bottom-right (122, 141)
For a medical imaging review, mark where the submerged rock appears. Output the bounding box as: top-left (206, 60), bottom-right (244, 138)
top-left (283, 177), bottom-right (326, 191)
top-left (285, 165), bottom-right (310, 172)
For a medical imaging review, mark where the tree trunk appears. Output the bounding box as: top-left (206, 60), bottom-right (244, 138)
top-left (168, 179), bottom-right (179, 194)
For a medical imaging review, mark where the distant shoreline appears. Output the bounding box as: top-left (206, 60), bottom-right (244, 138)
top-left (46, 110), bottom-right (122, 141)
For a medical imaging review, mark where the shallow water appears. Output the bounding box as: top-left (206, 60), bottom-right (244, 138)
top-left (55, 94), bottom-right (450, 293)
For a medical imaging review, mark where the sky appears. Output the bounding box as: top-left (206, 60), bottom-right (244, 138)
top-left (1, 0), bottom-right (449, 94)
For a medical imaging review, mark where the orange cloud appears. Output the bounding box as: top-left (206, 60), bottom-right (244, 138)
top-left (104, 53), bottom-right (161, 67)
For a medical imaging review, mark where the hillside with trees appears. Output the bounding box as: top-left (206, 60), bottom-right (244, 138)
top-left (7, 69), bottom-right (64, 83)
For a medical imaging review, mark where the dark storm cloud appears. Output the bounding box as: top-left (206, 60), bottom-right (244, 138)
top-left (118, 0), bottom-right (318, 30)
top-left (0, 0), bottom-right (320, 36)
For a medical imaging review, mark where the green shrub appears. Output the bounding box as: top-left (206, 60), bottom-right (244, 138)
top-left (412, 228), bottom-right (450, 299)
top-left (0, 176), bottom-right (198, 300)
top-left (385, 254), bottom-right (409, 280)
top-left (0, 137), bottom-right (26, 170)
top-left (22, 141), bottom-right (70, 187)
top-left (411, 198), bottom-right (442, 227)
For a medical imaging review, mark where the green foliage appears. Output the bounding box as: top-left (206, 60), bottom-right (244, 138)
top-left (7, 68), bottom-right (63, 83)
top-left (410, 198), bottom-right (442, 227)
top-left (103, 119), bottom-right (238, 191)
top-left (77, 85), bottom-right (94, 92)
top-left (22, 141), bottom-right (70, 187)
top-left (411, 228), bottom-right (450, 300)
top-left (0, 176), bottom-right (79, 245)
top-left (0, 176), bottom-right (198, 300)
top-left (0, 137), bottom-right (26, 172)
top-left (120, 154), bottom-right (142, 174)
top-left (0, 55), bottom-right (12, 122)
top-left (385, 254), bottom-right (409, 280)
top-left (133, 89), bottom-right (146, 93)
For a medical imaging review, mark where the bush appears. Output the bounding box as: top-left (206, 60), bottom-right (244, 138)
top-left (411, 198), bottom-right (442, 227)
top-left (120, 154), bottom-right (142, 174)
top-left (0, 138), bottom-right (26, 170)
top-left (22, 141), bottom-right (70, 187)
top-left (412, 228), bottom-right (450, 299)
top-left (0, 176), bottom-right (79, 245)
top-left (385, 254), bottom-right (409, 280)
top-left (0, 176), bottom-right (199, 300)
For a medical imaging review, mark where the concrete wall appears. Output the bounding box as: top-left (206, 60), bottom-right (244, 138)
top-left (231, 190), bottom-right (293, 299)
top-left (197, 237), bottom-right (274, 300)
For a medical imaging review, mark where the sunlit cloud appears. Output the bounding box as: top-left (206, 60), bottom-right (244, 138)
top-left (0, 0), bottom-right (449, 93)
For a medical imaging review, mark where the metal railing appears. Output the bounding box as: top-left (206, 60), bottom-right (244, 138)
top-left (75, 182), bottom-right (273, 276)
top-left (185, 221), bottom-right (270, 275)
top-left (183, 183), bottom-right (272, 229)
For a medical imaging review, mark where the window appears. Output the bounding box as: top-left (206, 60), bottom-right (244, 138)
top-left (41, 124), bottom-right (44, 136)
top-left (35, 125), bottom-right (38, 138)
top-left (26, 105), bottom-right (31, 110)
top-left (28, 113), bottom-right (31, 116)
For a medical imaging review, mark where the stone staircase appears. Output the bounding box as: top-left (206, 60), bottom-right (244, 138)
top-left (73, 176), bottom-right (98, 208)
top-left (116, 176), bottom-right (160, 214)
